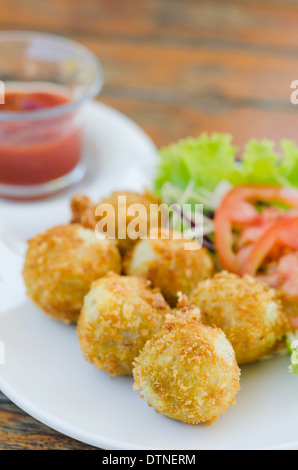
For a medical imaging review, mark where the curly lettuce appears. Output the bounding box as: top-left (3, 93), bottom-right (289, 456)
top-left (154, 133), bottom-right (298, 197)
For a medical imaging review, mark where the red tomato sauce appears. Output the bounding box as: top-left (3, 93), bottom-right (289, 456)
top-left (0, 91), bottom-right (82, 185)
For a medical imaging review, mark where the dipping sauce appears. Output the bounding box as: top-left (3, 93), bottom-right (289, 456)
top-left (2, 91), bottom-right (69, 112)
top-left (0, 90), bottom-right (82, 186)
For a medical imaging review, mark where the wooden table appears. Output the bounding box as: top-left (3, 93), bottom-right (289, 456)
top-left (1, 0), bottom-right (298, 450)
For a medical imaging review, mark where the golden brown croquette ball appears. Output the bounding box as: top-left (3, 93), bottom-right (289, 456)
top-left (71, 191), bottom-right (163, 255)
top-left (23, 224), bottom-right (121, 324)
top-left (190, 271), bottom-right (289, 365)
top-left (124, 235), bottom-right (214, 307)
top-left (133, 300), bottom-right (240, 424)
top-left (77, 273), bottom-right (171, 375)
top-left (96, 190), bottom-right (164, 255)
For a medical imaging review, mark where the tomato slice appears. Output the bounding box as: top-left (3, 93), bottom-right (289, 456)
top-left (241, 218), bottom-right (298, 328)
top-left (215, 185), bottom-right (298, 274)
top-left (241, 218), bottom-right (298, 280)
top-left (241, 219), bottom-right (298, 329)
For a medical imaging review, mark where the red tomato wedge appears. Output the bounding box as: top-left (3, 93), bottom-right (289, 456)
top-left (242, 219), bottom-right (298, 278)
top-left (241, 218), bottom-right (298, 328)
top-left (215, 185), bottom-right (298, 274)
top-left (241, 219), bottom-right (298, 296)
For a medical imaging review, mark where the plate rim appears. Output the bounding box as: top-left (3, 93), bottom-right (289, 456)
top-left (1, 375), bottom-right (298, 450)
top-left (0, 99), bottom-right (159, 450)
top-left (0, 102), bottom-right (298, 450)
top-left (0, 377), bottom-right (148, 450)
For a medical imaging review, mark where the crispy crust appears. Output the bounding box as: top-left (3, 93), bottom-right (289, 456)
top-left (70, 194), bottom-right (97, 230)
top-left (77, 273), bottom-right (171, 375)
top-left (70, 190), bottom-right (162, 255)
top-left (133, 304), bottom-right (240, 424)
top-left (190, 271), bottom-right (290, 365)
top-left (23, 224), bottom-right (121, 324)
top-left (124, 237), bottom-right (215, 307)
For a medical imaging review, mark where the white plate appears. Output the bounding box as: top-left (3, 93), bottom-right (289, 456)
top-left (0, 102), bottom-right (298, 450)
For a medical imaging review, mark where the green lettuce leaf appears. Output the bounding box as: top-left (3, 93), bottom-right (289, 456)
top-left (154, 133), bottom-right (298, 197)
top-left (155, 133), bottom-right (240, 194)
top-left (241, 139), bottom-right (281, 185)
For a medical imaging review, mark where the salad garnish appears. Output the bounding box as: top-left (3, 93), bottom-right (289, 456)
top-left (154, 133), bottom-right (298, 375)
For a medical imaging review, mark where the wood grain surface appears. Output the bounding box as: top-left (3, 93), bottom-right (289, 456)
top-left (1, 0), bottom-right (298, 450)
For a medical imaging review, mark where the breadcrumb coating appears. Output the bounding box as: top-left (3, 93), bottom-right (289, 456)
top-left (23, 224), bottom-right (121, 324)
top-left (71, 194), bottom-right (97, 230)
top-left (190, 271), bottom-right (290, 365)
top-left (71, 191), bottom-right (162, 255)
top-left (133, 301), bottom-right (240, 424)
top-left (124, 236), bottom-right (215, 307)
top-left (77, 273), bottom-right (171, 375)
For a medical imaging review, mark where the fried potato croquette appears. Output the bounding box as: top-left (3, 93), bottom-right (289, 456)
top-left (124, 235), bottom-right (215, 307)
top-left (23, 224), bottom-right (121, 324)
top-left (71, 194), bottom-right (97, 230)
top-left (190, 271), bottom-right (289, 365)
top-left (71, 190), bottom-right (162, 255)
top-left (77, 273), bottom-right (171, 375)
top-left (133, 299), bottom-right (240, 424)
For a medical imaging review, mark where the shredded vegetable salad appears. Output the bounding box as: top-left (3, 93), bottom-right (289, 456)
top-left (154, 133), bottom-right (298, 376)
top-left (155, 134), bottom-right (298, 253)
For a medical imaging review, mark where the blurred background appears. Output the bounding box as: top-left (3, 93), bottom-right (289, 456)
top-left (1, 0), bottom-right (298, 450)
top-left (0, 0), bottom-right (297, 149)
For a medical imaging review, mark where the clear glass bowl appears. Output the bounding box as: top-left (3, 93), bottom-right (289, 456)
top-left (0, 31), bottom-right (104, 200)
